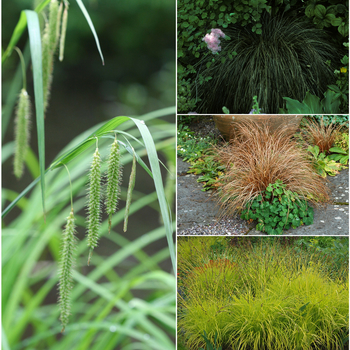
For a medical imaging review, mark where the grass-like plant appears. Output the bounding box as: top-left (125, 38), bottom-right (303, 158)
top-left (302, 117), bottom-right (344, 154)
top-left (2, 111), bottom-right (176, 349)
top-left (2, 1), bottom-right (175, 349)
top-left (214, 120), bottom-right (330, 217)
top-left (178, 238), bottom-right (349, 350)
top-left (195, 14), bottom-right (341, 114)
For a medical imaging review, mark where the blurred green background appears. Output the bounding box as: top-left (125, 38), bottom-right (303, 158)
top-left (2, 0), bottom-right (175, 167)
top-left (2, 0), bottom-right (175, 223)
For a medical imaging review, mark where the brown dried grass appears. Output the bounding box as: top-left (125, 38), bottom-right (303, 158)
top-left (215, 120), bottom-right (330, 216)
top-left (303, 117), bottom-right (343, 154)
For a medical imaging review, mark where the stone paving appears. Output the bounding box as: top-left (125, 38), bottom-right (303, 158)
top-left (177, 157), bottom-right (349, 236)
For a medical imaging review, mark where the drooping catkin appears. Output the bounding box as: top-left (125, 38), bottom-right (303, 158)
top-left (55, 1), bottom-right (63, 45)
top-left (48, 0), bottom-right (59, 51)
top-left (41, 0), bottom-right (60, 112)
top-left (41, 27), bottom-right (52, 112)
top-left (86, 148), bottom-right (102, 265)
top-left (14, 89), bottom-right (31, 179)
top-left (123, 152), bottom-right (136, 232)
top-left (106, 138), bottom-right (122, 233)
top-left (59, 3), bottom-right (68, 62)
top-left (58, 208), bottom-right (77, 332)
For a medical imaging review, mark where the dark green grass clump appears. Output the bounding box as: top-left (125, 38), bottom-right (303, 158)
top-left (195, 14), bottom-right (341, 114)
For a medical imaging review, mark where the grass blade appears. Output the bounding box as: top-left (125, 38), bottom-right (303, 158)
top-left (2, 43), bottom-right (30, 138)
top-left (25, 10), bottom-right (46, 217)
top-left (129, 117), bottom-right (175, 271)
top-left (2, 0), bottom-right (51, 64)
top-left (75, 0), bottom-right (104, 65)
top-left (2, 11), bottom-right (27, 64)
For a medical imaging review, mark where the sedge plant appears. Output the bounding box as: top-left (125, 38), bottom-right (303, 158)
top-left (214, 120), bottom-right (330, 218)
top-left (2, 1), bottom-right (175, 349)
top-left (194, 14), bottom-right (342, 114)
top-left (178, 237), bottom-right (349, 350)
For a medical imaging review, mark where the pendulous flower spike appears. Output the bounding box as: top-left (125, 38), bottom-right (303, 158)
top-left (86, 147), bottom-right (102, 265)
top-left (58, 208), bottom-right (77, 332)
top-left (106, 137), bottom-right (123, 233)
top-left (14, 89), bottom-right (31, 179)
top-left (59, 3), bottom-right (69, 62)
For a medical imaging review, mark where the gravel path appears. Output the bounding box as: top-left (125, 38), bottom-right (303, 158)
top-left (177, 117), bottom-right (349, 236)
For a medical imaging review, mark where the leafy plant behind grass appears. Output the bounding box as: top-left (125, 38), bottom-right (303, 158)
top-left (307, 145), bottom-right (344, 177)
top-left (177, 122), bottom-right (223, 190)
top-left (214, 120), bottom-right (330, 217)
top-left (195, 14), bottom-right (340, 114)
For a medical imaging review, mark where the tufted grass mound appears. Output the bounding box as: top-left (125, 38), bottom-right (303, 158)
top-left (178, 240), bottom-right (349, 350)
top-left (195, 14), bottom-right (341, 114)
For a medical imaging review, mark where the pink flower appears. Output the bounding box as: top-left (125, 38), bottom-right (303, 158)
top-left (202, 28), bottom-right (226, 54)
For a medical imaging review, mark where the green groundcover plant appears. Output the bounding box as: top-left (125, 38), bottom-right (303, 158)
top-left (240, 180), bottom-right (314, 235)
top-left (2, 1), bottom-right (175, 349)
top-left (178, 237), bottom-right (349, 350)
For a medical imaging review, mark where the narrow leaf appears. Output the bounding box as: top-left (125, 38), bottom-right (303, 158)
top-left (25, 10), bottom-right (46, 216)
top-left (2, 0), bottom-right (51, 64)
top-left (75, 0), bottom-right (105, 65)
top-left (129, 118), bottom-right (175, 271)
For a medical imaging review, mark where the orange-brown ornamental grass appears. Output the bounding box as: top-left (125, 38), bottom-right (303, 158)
top-left (303, 117), bottom-right (343, 154)
top-left (215, 120), bottom-right (330, 216)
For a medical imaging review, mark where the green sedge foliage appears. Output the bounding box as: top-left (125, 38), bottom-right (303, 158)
top-left (178, 238), bottom-right (349, 350)
top-left (241, 180), bottom-right (314, 235)
top-left (106, 138), bottom-right (123, 233)
top-left (200, 330), bottom-right (222, 350)
top-left (123, 151), bottom-right (136, 232)
top-left (86, 147), bottom-right (102, 265)
top-left (13, 89), bottom-right (31, 179)
top-left (58, 208), bottom-right (77, 332)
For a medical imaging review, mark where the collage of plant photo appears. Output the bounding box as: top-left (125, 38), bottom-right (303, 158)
top-left (1, 1), bottom-right (349, 350)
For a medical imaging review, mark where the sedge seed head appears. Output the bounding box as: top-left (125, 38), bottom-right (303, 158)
top-left (106, 139), bottom-right (123, 216)
top-left (41, 29), bottom-right (54, 112)
top-left (58, 208), bottom-right (77, 332)
top-left (56, 2), bottom-right (63, 45)
top-left (48, 0), bottom-right (59, 52)
top-left (14, 89), bottom-right (31, 179)
top-left (106, 139), bottom-right (123, 234)
top-left (59, 4), bottom-right (68, 61)
top-left (86, 148), bottom-right (102, 255)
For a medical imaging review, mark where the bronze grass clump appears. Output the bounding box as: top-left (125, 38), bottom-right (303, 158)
top-left (303, 117), bottom-right (344, 154)
top-left (215, 120), bottom-right (330, 216)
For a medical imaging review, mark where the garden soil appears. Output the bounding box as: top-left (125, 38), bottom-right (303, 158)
top-left (177, 117), bottom-right (349, 236)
